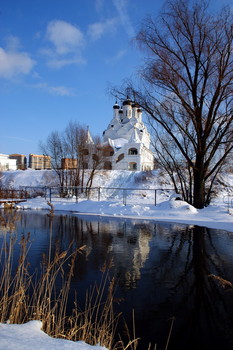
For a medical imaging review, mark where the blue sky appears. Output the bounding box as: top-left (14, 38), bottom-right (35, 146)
top-left (0, 0), bottom-right (231, 156)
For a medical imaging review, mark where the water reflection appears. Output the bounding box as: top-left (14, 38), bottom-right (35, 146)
top-left (0, 211), bottom-right (233, 349)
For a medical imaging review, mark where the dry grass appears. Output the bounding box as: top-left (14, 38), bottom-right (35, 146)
top-left (47, 201), bottom-right (54, 218)
top-left (0, 214), bottom-right (140, 350)
top-left (208, 274), bottom-right (233, 290)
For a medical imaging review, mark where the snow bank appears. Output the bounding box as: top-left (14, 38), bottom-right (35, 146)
top-left (14, 196), bottom-right (233, 232)
top-left (0, 321), bottom-right (107, 350)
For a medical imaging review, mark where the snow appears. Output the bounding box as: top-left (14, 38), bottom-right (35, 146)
top-left (0, 169), bottom-right (59, 188)
top-left (1, 168), bottom-right (233, 349)
top-left (0, 321), bottom-right (107, 350)
top-left (109, 137), bottom-right (128, 148)
top-left (13, 196), bottom-right (233, 231)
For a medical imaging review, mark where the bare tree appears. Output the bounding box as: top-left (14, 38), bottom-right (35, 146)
top-left (63, 121), bottom-right (90, 189)
top-left (85, 135), bottom-right (105, 193)
top-left (40, 131), bottom-right (67, 188)
top-left (118, 0), bottom-right (233, 208)
top-left (40, 121), bottom-right (103, 197)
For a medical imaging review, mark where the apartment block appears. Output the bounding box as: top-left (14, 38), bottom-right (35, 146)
top-left (9, 154), bottom-right (27, 170)
top-left (29, 154), bottom-right (51, 170)
top-left (61, 158), bottom-right (78, 169)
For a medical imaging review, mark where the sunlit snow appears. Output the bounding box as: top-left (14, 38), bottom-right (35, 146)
top-left (0, 321), bottom-right (107, 350)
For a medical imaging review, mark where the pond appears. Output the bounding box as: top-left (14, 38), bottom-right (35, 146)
top-left (1, 210), bottom-right (233, 350)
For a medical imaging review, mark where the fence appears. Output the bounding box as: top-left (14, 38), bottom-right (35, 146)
top-left (0, 186), bottom-right (48, 201)
top-left (0, 187), bottom-right (28, 200)
top-left (18, 186), bottom-right (177, 206)
top-left (2, 185), bottom-right (233, 208)
top-left (223, 193), bottom-right (233, 213)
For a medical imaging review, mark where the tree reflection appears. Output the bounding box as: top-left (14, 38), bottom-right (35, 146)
top-left (148, 225), bottom-right (233, 350)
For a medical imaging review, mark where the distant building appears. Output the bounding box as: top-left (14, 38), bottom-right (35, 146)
top-left (0, 154), bottom-right (17, 171)
top-left (29, 154), bottom-right (51, 170)
top-left (61, 158), bottom-right (78, 169)
top-left (101, 98), bottom-right (154, 171)
top-left (9, 154), bottom-right (27, 170)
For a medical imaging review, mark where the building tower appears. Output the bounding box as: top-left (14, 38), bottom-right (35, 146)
top-left (102, 98), bottom-right (154, 171)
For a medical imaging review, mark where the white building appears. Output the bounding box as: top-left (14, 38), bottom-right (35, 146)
top-left (102, 98), bottom-right (154, 171)
top-left (0, 154), bottom-right (17, 171)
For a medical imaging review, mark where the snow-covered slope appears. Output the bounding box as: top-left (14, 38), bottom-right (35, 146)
top-left (0, 169), bottom-right (166, 189)
top-left (0, 169), bottom-right (59, 188)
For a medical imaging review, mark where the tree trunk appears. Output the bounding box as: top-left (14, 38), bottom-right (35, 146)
top-left (193, 168), bottom-right (206, 209)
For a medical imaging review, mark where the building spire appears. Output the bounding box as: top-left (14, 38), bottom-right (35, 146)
top-left (86, 127), bottom-right (94, 144)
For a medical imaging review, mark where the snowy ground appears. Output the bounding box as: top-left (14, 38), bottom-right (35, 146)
top-left (0, 169), bottom-right (233, 349)
top-left (0, 321), bottom-right (107, 350)
top-left (11, 195), bottom-right (233, 232)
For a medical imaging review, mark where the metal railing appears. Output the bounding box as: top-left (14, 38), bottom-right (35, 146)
top-left (19, 186), bottom-right (177, 206)
top-left (0, 187), bottom-right (28, 200)
top-left (223, 194), bottom-right (233, 213)
top-left (3, 185), bottom-right (233, 209)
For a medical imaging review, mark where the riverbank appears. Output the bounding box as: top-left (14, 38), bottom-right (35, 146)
top-left (13, 195), bottom-right (233, 232)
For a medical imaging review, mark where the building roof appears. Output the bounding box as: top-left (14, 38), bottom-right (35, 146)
top-left (29, 154), bottom-right (50, 158)
top-left (9, 154), bottom-right (26, 157)
top-left (129, 128), bottom-right (141, 143)
top-left (113, 102), bottom-right (120, 109)
top-left (122, 97), bottom-right (132, 106)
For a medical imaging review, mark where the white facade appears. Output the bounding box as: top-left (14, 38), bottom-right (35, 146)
top-left (0, 154), bottom-right (17, 171)
top-left (102, 98), bottom-right (154, 171)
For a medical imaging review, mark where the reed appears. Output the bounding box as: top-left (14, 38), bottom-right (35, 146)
top-left (0, 225), bottom-right (139, 349)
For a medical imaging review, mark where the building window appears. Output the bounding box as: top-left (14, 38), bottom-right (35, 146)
top-left (129, 162), bottom-right (137, 170)
top-left (102, 147), bottom-right (114, 157)
top-left (104, 161), bottom-right (112, 170)
top-left (92, 154), bottom-right (100, 161)
top-left (128, 148), bottom-right (138, 155)
top-left (82, 149), bottom-right (89, 155)
top-left (116, 153), bottom-right (124, 163)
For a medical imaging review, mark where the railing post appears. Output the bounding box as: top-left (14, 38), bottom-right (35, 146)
top-left (50, 187), bottom-right (52, 202)
top-left (98, 187), bottom-right (101, 201)
top-left (155, 189), bottom-right (157, 206)
top-left (123, 189), bottom-right (127, 206)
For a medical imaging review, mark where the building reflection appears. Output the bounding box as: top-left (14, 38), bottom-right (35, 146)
top-left (49, 215), bottom-right (155, 288)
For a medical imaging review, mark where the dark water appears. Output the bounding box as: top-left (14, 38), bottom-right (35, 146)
top-left (1, 210), bottom-right (233, 350)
